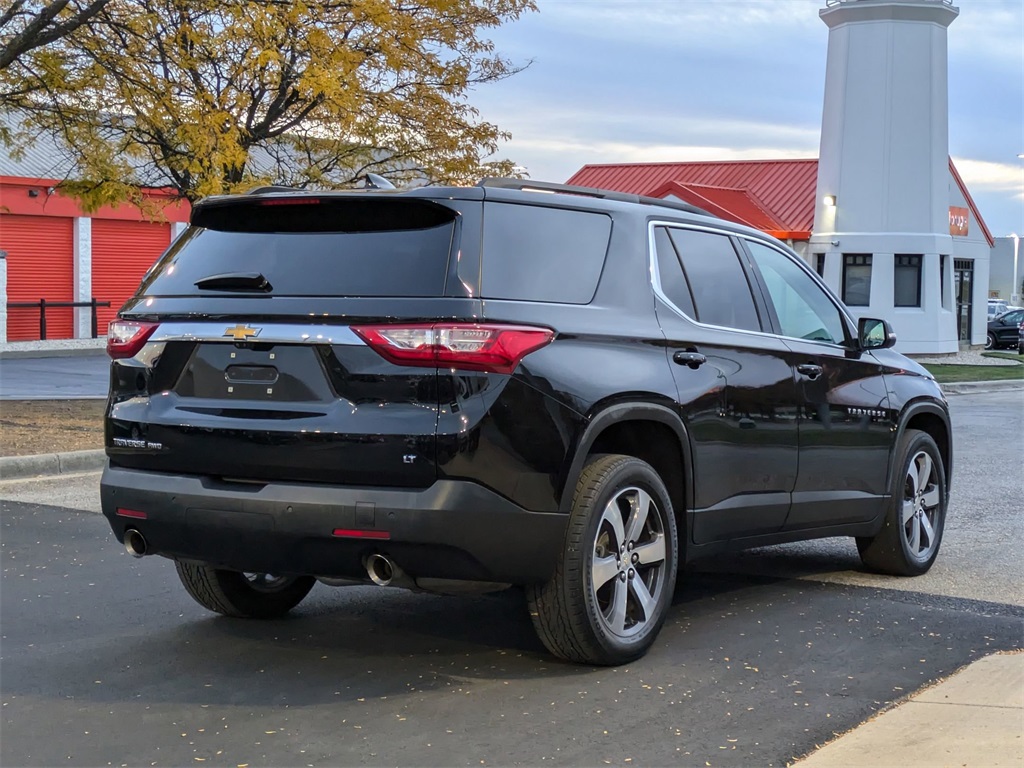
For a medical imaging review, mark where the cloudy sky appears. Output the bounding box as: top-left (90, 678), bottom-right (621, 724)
top-left (473, 0), bottom-right (1023, 238)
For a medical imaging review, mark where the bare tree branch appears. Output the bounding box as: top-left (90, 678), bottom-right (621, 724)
top-left (0, 0), bottom-right (112, 70)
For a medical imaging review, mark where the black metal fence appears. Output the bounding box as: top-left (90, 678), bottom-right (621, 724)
top-left (6, 298), bottom-right (112, 340)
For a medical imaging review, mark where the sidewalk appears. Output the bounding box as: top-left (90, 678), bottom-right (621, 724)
top-left (797, 652), bottom-right (1023, 767)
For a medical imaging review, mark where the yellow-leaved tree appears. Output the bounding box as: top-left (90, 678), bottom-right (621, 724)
top-left (1, 0), bottom-right (535, 208)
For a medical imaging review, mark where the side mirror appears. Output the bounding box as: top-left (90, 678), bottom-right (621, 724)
top-left (858, 317), bottom-right (896, 350)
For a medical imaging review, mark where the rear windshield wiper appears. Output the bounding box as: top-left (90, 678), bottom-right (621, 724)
top-left (194, 272), bottom-right (273, 292)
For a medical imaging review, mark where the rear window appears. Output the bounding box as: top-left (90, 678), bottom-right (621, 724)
top-left (138, 198), bottom-right (457, 298)
top-left (481, 203), bottom-right (611, 304)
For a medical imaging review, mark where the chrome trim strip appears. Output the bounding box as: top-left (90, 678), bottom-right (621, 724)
top-left (646, 219), bottom-right (852, 352)
top-left (148, 322), bottom-right (365, 346)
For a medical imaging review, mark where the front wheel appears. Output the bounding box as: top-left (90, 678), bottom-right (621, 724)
top-left (175, 561), bottom-right (315, 618)
top-left (985, 332), bottom-right (996, 350)
top-left (527, 454), bottom-right (678, 665)
top-left (856, 429), bottom-right (947, 576)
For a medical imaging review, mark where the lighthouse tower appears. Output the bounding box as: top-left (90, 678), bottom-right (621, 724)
top-left (810, 0), bottom-right (961, 354)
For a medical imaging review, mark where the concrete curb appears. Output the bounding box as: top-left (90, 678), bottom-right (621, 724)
top-left (941, 379), bottom-right (1024, 395)
top-left (0, 346), bottom-right (107, 360)
top-left (0, 449), bottom-right (105, 480)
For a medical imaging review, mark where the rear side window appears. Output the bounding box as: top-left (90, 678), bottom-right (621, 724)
top-left (653, 226), bottom-right (697, 318)
top-left (668, 228), bottom-right (762, 332)
top-left (138, 198), bottom-right (457, 298)
top-left (481, 203), bottom-right (611, 304)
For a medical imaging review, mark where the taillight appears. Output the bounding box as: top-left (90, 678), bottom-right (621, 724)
top-left (351, 323), bottom-right (555, 374)
top-left (107, 320), bottom-right (159, 359)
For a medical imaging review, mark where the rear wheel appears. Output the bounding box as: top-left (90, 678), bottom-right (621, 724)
top-left (856, 429), bottom-right (946, 576)
top-left (175, 561), bottom-right (315, 618)
top-left (527, 454), bottom-right (678, 665)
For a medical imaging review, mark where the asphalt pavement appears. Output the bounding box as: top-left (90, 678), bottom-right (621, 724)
top-left (0, 391), bottom-right (1021, 767)
top-left (0, 353), bottom-right (109, 399)
top-left (0, 499), bottom-right (1020, 767)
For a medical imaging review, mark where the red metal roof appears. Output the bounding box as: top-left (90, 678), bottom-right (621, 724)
top-left (566, 157), bottom-right (993, 246)
top-left (568, 159), bottom-right (819, 239)
top-left (646, 181), bottom-right (789, 236)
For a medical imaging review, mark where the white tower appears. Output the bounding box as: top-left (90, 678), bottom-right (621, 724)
top-left (810, 0), bottom-right (960, 354)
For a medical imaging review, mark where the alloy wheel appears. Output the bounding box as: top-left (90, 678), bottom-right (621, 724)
top-left (591, 486), bottom-right (669, 638)
top-left (901, 450), bottom-right (942, 562)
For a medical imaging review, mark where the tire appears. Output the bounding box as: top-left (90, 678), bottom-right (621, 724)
top-left (856, 429), bottom-right (947, 576)
top-left (1018, 342), bottom-right (1023, 356)
top-left (527, 454), bottom-right (678, 665)
top-left (175, 561), bottom-right (315, 618)
top-left (985, 332), bottom-right (996, 350)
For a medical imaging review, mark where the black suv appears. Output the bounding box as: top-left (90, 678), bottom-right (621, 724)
top-left (101, 179), bottom-right (952, 665)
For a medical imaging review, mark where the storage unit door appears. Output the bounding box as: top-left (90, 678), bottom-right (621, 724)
top-left (0, 214), bottom-right (75, 341)
top-left (92, 219), bottom-right (171, 329)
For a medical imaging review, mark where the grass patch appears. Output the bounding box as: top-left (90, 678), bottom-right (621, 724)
top-left (923, 363), bottom-right (1024, 383)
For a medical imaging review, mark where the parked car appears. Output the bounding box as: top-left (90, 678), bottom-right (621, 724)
top-left (100, 179), bottom-right (953, 665)
top-left (988, 300), bottom-right (1009, 320)
top-left (1018, 318), bottom-right (1024, 355)
top-left (986, 308), bottom-right (1024, 349)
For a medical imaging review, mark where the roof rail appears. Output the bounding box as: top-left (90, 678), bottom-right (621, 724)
top-left (246, 185), bottom-right (300, 195)
top-left (477, 178), bottom-right (713, 218)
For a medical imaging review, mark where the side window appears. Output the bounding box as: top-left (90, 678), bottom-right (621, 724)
top-left (745, 240), bottom-right (848, 345)
top-left (481, 203), bottom-right (612, 304)
top-left (652, 227), bottom-right (696, 318)
top-left (667, 228), bottom-right (761, 332)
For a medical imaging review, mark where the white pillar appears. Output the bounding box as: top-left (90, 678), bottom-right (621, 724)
top-left (171, 221), bottom-right (188, 240)
top-left (73, 217), bottom-right (92, 338)
top-left (811, 0), bottom-right (960, 354)
top-left (0, 250), bottom-right (7, 344)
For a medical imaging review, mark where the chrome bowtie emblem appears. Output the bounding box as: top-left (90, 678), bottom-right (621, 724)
top-left (223, 324), bottom-right (261, 341)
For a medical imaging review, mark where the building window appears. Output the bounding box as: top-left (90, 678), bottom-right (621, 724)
top-left (814, 253), bottom-right (826, 277)
top-left (842, 254), bottom-right (872, 306)
top-left (894, 254), bottom-right (922, 307)
top-left (940, 255), bottom-right (949, 309)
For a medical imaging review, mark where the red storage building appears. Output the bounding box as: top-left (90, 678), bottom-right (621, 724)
top-left (91, 218), bottom-right (173, 331)
top-left (1, 214), bottom-right (75, 341)
top-left (0, 175), bottom-right (190, 342)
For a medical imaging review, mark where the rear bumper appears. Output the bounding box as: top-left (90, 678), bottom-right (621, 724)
top-left (100, 463), bottom-right (568, 585)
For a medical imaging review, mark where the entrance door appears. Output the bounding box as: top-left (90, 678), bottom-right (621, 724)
top-left (954, 259), bottom-right (974, 343)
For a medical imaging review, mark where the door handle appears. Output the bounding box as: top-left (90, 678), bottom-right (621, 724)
top-left (797, 363), bottom-right (823, 380)
top-left (673, 351), bottom-right (707, 369)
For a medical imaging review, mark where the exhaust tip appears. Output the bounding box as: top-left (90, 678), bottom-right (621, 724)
top-left (123, 529), bottom-right (147, 558)
top-left (366, 554), bottom-right (395, 586)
